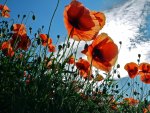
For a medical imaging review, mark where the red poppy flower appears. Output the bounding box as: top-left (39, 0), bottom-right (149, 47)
top-left (39, 34), bottom-right (55, 52)
top-left (124, 62), bottom-right (139, 79)
top-left (48, 44), bottom-right (55, 52)
top-left (17, 35), bottom-right (31, 50)
top-left (39, 34), bottom-right (52, 46)
top-left (94, 74), bottom-right (104, 81)
top-left (139, 63), bottom-right (150, 84)
top-left (123, 98), bottom-right (139, 106)
top-left (11, 34), bottom-right (31, 51)
top-left (82, 33), bottom-right (118, 72)
top-left (139, 63), bottom-right (150, 73)
top-left (67, 55), bottom-right (75, 64)
top-left (76, 58), bottom-right (92, 79)
top-left (0, 4), bottom-right (10, 18)
top-left (64, 0), bottom-right (105, 41)
top-left (26, 79), bottom-right (30, 85)
top-left (0, 41), bottom-right (14, 57)
top-left (13, 24), bottom-right (26, 36)
top-left (46, 60), bottom-right (52, 69)
top-left (143, 104), bottom-right (150, 113)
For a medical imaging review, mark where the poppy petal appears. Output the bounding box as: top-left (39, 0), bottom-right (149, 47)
top-left (140, 72), bottom-right (150, 84)
top-left (139, 63), bottom-right (150, 72)
top-left (82, 33), bottom-right (118, 72)
top-left (64, 1), bottom-right (105, 41)
top-left (13, 24), bottom-right (26, 36)
top-left (0, 5), bottom-right (10, 18)
top-left (124, 62), bottom-right (139, 79)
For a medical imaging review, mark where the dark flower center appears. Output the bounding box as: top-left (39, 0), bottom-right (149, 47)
top-left (92, 48), bottom-right (104, 62)
top-left (77, 63), bottom-right (86, 70)
top-left (69, 19), bottom-right (80, 29)
top-left (142, 65), bottom-right (150, 73)
top-left (129, 67), bottom-right (138, 75)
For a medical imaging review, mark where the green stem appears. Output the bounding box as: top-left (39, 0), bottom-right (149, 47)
top-left (3, 0), bottom-right (8, 7)
top-left (58, 27), bottom-right (74, 63)
top-left (74, 41), bottom-right (80, 59)
top-left (48, 0), bottom-right (60, 37)
top-left (66, 39), bottom-right (75, 58)
top-left (24, 11), bottom-right (34, 25)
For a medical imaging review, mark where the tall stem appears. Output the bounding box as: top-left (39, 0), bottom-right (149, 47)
top-left (48, 0), bottom-right (60, 37)
top-left (3, 0), bottom-right (8, 5)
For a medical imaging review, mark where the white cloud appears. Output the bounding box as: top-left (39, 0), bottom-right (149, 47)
top-left (99, 0), bottom-right (150, 78)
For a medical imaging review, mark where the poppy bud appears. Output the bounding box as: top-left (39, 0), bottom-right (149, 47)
top-left (29, 27), bottom-right (32, 34)
top-left (117, 64), bottom-right (120, 68)
top-left (133, 91), bottom-right (137, 96)
top-left (32, 14), bottom-right (36, 20)
top-left (34, 33), bottom-right (37, 38)
top-left (58, 45), bottom-right (62, 51)
top-left (57, 35), bottom-right (60, 39)
top-left (140, 87), bottom-right (143, 91)
top-left (62, 44), bottom-right (66, 48)
top-left (138, 54), bottom-right (141, 58)
top-left (17, 14), bottom-right (20, 18)
top-left (42, 25), bottom-right (44, 29)
top-left (117, 74), bottom-right (120, 78)
top-left (23, 15), bottom-right (26, 18)
top-left (119, 41), bottom-right (122, 45)
top-left (137, 59), bottom-right (140, 63)
top-left (127, 82), bottom-right (130, 86)
top-left (84, 43), bottom-right (88, 49)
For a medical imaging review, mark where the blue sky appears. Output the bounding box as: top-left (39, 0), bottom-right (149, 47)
top-left (3, 0), bottom-right (127, 42)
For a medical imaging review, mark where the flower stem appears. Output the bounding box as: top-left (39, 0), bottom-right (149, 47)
top-left (47, 0), bottom-right (60, 37)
